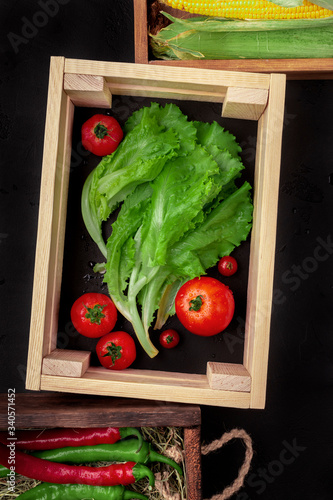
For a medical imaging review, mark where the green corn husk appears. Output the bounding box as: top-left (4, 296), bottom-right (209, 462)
top-left (150, 12), bottom-right (333, 60)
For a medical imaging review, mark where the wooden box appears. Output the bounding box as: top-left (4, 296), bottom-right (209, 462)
top-left (25, 56), bottom-right (286, 409)
top-left (134, 0), bottom-right (333, 80)
top-left (0, 394), bottom-right (201, 500)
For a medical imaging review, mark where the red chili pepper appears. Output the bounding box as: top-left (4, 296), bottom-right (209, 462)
top-left (0, 427), bottom-right (142, 450)
top-left (0, 443), bottom-right (154, 486)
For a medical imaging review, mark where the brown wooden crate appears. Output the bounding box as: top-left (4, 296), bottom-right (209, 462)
top-left (0, 393), bottom-right (201, 500)
top-left (133, 0), bottom-right (333, 79)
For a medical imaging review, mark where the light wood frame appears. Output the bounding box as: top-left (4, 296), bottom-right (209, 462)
top-left (133, 0), bottom-right (333, 80)
top-left (25, 56), bottom-right (286, 409)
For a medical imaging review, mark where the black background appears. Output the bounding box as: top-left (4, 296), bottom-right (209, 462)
top-left (1, 1), bottom-right (333, 499)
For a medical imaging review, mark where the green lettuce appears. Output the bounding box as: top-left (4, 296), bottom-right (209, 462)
top-left (82, 103), bottom-right (253, 358)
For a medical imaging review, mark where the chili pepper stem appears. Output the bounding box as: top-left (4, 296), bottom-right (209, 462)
top-left (148, 449), bottom-right (183, 476)
top-left (119, 428), bottom-right (144, 451)
top-left (133, 463), bottom-right (155, 486)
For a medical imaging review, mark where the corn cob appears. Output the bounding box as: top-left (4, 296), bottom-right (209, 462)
top-left (162, 0), bottom-right (333, 19)
top-left (150, 12), bottom-right (333, 59)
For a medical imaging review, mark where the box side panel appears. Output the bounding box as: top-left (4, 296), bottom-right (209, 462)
top-left (149, 58), bottom-right (333, 80)
top-left (0, 393), bottom-right (201, 429)
top-left (244, 73), bottom-right (286, 408)
top-left (26, 56), bottom-right (72, 390)
top-left (133, 0), bottom-right (149, 64)
top-left (64, 58), bottom-right (271, 94)
top-left (40, 368), bottom-right (251, 408)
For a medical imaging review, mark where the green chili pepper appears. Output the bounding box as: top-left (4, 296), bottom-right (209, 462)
top-left (33, 438), bottom-right (183, 476)
top-left (16, 483), bottom-right (148, 499)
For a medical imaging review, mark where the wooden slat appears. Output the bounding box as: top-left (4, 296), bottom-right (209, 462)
top-left (133, 0), bottom-right (149, 64)
top-left (107, 81), bottom-right (226, 102)
top-left (243, 73), bottom-right (286, 409)
top-left (64, 59), bottom-right (271, 95)
top-left (40, 367), bottom-right (251, 408)
top-left (0, 393), bottom-right (201, 429)
top-left (149, 58), bottom-right (333, 80)
top-left (25, 56), bottom-right (69, 390)
top-left (184, 425), bottom-right (202, 500)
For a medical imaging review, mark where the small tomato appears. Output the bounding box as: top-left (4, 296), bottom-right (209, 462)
top-left (175, 277), bottom-right (235, 336)
top-left (96, 331), bottom-right (136, 370)
top-left (81, 114), bottom-right (123, 156)
top-left (70, 293), bottom-right (117, 338)
top-left (159, 329), bottom-right (180, 349)
top-left (218, 256), bottom-right (238, 277)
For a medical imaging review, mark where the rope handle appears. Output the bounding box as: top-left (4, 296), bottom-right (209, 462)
top-left (201, 428), bottom-right (253, 500)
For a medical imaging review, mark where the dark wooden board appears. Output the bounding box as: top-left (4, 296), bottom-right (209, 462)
top-left (0, 392), bottom-right (201, 428)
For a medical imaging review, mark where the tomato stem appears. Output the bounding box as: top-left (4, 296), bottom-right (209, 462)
top-left (189, 295), bottom-right (203, 311)
top-left (84, 303), bottom-right (106, 325)
top-left (103, 342), bottom-right (122, 366)
top-left (94, 122), bottom-right (109, 139)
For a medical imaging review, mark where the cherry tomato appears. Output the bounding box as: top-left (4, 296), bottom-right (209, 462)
top-left (159, 329), bottom-right (180, 349)
top-left (175, 277), bottom-right (235, 336)
top-left (96, 331), bottom-right (136, 370)
top-left (81, 114), bottom-right (123, 156)
top-left (218, 255), bottom-right (238, 277)
top-left (70, 293), bottom-right (117, 338)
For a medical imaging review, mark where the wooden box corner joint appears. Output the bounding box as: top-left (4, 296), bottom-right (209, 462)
top-left (222, 87), bottom-right (268, 121)
top-left (42, 349), bottom-right (91, 377)
top-left (64, 73), bottom-right (112, 108)
top-left (207, 362), bottom-right (251, 392)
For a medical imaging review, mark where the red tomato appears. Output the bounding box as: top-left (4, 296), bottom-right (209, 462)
top-left (81, 114), bottom-right (123, 156)
top-left (70, 293), bottom-right (117, 338)
top-left (96, 331), bottom-right (136, 370)
top-left (218, 255), bottom-right (238, 277)
top-left (175, 277), bottom-right (235, 336)
top-left (159, 329), bottom-right (180, 349)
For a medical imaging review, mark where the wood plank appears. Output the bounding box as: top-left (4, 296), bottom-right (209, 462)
top-left (0, 393), bottom-right (201, 429)
top-left (42, 94), bottom-right (74, 358)
top-left (184, 425), bottom-right (202, 500)
top-left (42, 349), bottom-right (91, 377)
top-left (133, 0), bottom-right (149, 64)
top-left (107, 81), bottom-right (225, 102)
top-left (64, 74), bottom-right (112, 107)
top-left (25, 56), bottom-right (67, 391)
top-left (40, 368), bottom-right (251, 408)
top-left (243, 73), bottom-right (286, 409)
top-left (222, 87), bottom-right (268, 120)
top-left (64, 59), bottom-right (271, 94)
top-left (207, 362), bottom-right (251, 392)
top-left (149, 58), bottom-right (333, 80)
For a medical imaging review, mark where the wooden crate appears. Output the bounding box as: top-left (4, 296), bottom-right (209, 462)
top-left (134, 0), bottom-right (333, 80)
top-left (0, 393), bottom-right (201, 500)
top-left (25, 56), bottom-right (286, 409)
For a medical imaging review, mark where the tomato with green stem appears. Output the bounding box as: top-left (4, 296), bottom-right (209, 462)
top-left (175, 277), bottom-right (235, 336)
top-left (96, 331), bottom-right (136, 370)
top-left (81, 114), bottom-right (123, 156)
top-left (71, 293), bottom-right (117, 338)
top-left (159, 329), bottom-right (180, 349)
top-left (218, 255), bottom-right (238, 276)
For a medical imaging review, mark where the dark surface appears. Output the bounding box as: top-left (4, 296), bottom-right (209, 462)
top-left (1, 1), bottom-right (333, 499)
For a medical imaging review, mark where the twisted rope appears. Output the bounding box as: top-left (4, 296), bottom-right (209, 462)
top-left (201, 428), bottom-right (253, 500)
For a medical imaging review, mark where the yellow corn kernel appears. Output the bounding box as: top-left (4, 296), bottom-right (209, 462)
top-left (164, 0), bottom-right (333, 19)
